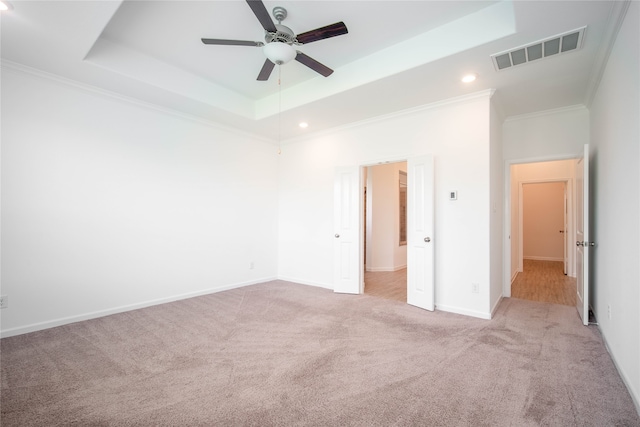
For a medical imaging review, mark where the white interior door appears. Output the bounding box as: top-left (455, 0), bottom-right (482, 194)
top-left (407, 154), bottom-right (435, 310)
top-left (563, 184), bottom-right (568, 275)
top-left (576, 144), bottom-right (590, 325)
top-left (333, 166), bottom-right (361, 294)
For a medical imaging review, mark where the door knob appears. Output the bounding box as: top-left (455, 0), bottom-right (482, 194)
top-left (424, 237), bottom-right (431, 243)
top-left (576, 241), bottom-right (583, 247)
top-left (335, 234), bottom-right (340, 238)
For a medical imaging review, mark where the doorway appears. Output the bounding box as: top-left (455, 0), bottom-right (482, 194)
top-left (333, 155), bottom-right (434, 311)
top-left (507, 160), bottom-right (577, 306)
top-left (363, 162), bottom-right (407, 303)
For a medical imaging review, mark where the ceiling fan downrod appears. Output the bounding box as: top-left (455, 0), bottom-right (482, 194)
top-left (272, 6), bottom-right (287, 23)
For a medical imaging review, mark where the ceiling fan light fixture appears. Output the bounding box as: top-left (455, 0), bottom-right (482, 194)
top-left (263, 42), bottom-right (296, 65)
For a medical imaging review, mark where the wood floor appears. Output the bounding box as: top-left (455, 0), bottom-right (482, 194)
top-left (511, 259), bottom-right (576, 306)
top-left (365, 260), bottom-right (576, 307)
top-left (364, 268), bottom-right (407, 302)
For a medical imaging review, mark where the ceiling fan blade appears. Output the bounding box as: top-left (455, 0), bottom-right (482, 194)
top-left (201, 38), bottom-right (263, 47)
top-left (246, 0), bottom-right (277, 33)
top-left (296, 22), bottom-right (348, 44)
top-left (257, 59), bottom-right (275, 81)
top-left (295, 52), bottom-right (333, 77)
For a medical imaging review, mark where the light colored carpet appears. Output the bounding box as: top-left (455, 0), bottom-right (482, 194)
top-left (1, 280), bottom-right (638, 426)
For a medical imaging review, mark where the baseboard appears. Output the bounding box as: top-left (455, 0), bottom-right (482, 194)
top-left (0, 276), bottom-right (277, 338)
top-left (436, 303), bottom-right (492, 320)
top-left (599, 327), bottom-right (640, 417)
top-left (366, 265), bottom-right (407, 272)
top-left (490, 296), bottom-right (504, 318)
top-left (277, 276), bottom-right (333, 290)
top-left (523, 256), bottom-right (564, 262)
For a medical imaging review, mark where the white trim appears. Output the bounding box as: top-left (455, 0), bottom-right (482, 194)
top-left (277, 276), bottom-right (333, 290)
top-left (524, 256), bottom-right (564, 262)
top-left (490, 296), bottom-right (504, 319)
top-left (366, 265), bottom-right (407, 272)
top-left (0, 277), bottom-right (277, 338)
top-left (508, 153), bottom-right (581, 166)
top-left (435, 304), bottom-right (492, 320)
top-left (511, 270), bottom-right (519, 284)
top-left (0, 60), bottom-right (275, 145)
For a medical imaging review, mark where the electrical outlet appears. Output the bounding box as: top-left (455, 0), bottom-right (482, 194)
top-left (249, 261), bottom-right (255, 270)
top-left (471, 283), bottom-right (479, 294)
top-left (0, 295), bottom-right (7, 309)
top-left (608, 304), bottom-right (611, 320)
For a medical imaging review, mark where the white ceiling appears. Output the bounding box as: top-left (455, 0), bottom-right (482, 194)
top-left (0, 1), bottom-right (625, 141)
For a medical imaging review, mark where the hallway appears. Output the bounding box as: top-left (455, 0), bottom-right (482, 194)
top-left (364, 269), bottom-right (407, 303)
top-left (511, 259), bottom-right (576, 306)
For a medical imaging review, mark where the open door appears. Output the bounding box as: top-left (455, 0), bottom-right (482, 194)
top-left (333, 166), bottom-right (361, 294)
top-left (576, 144), bottom-right (590, 325)
top-left (563, 184), bottom-right (568, 275)
top-left (407, 155), bottom-right (435, 310)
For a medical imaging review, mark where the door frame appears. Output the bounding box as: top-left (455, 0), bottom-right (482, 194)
top-left (359, 157), bottom-right (409, 297)
top-left (517, 179), bottom-right (570, 274)
top-left (502, 154), bottom-right (579, 298)
top-left (341, 154), bottom-right (432, 301)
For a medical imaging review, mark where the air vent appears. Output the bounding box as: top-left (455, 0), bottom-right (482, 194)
top-left (491, 27), bottom-right (586, 71)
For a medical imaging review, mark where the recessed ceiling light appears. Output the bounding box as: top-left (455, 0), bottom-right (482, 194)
top-left (299, 122), bottom-right (309, 129)
top-left (0, 1), bottom-right (11, 11)
top-left (462, 74), bottom-right (477, 83)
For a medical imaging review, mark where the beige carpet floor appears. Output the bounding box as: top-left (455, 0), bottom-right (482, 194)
top-left (1, 280), bottom-right (638, 426)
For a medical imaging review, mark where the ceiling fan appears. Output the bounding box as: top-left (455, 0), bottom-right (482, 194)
top-left (201, 0), bottom-right (348, 81)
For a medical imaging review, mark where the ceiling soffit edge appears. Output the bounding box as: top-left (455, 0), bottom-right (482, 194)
top-left (0, 60), bottom-right (275, 144)
top-left (254, 1), bottom-right (516, 119)
top-left (84, 38), bottom-right (256, 119)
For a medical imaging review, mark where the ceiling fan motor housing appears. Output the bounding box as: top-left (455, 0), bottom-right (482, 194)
top-left (266, 24), bottom-right (296, 45)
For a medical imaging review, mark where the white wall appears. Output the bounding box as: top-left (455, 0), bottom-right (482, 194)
top-left (278, 91), bottom-right (495, 319)
top-left (0, 66), bottom-right (279, 336)
top-left (366, 162), bottom-right (407, 272)
top-left (589, 0), bottom-right (640, 410)
top-left (489, 101), bottom-right (504, 314)
top-left (509, 162), bottom-right (519, 282)
top-left (503, 106), bottom-right (589, 162)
